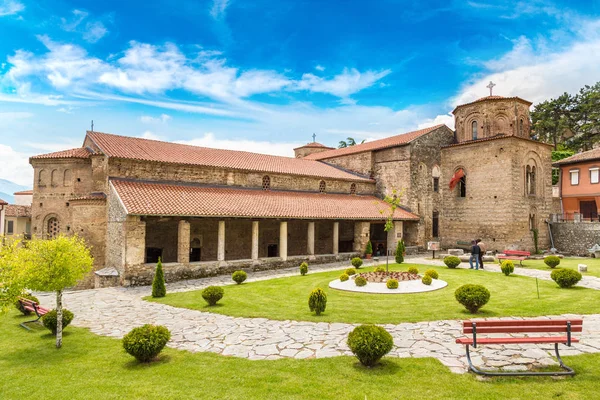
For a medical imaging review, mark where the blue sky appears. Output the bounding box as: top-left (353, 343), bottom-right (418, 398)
top-left (2, 0), bottom-right (600, 186)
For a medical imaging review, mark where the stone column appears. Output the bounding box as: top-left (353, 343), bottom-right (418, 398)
top-left (251, 221), bottom-right (259, 260)
top-left (333, 221), bottom-right (339, 255)
top-left (353, 221), bottom-right (370, 254)
top-left (177, 220), bottom-right (191, 264)
top-left (124, 216), bottom-right (146, 268)
top-left (387, 221), bottom-right (403, 256)
top-left (307, 221), bottom-right (315, 259)
top-left (279, 221), bottom-right (288, 261)
top-left (217, 220), bottom-right (226, 261)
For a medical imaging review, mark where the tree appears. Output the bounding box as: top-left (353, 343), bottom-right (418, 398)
top-left (395, 240), bottom-right (405, 264)
top-left (337, 137), bottom-right (366, 149)
top-left (531, 93), bottom-right (574, 150)
top-left (0, 237), bottom-right (28, 314)
top-left (152, 258), bottom-right (166, 298)
top-left (570, 82), bottom-right (600, 150)
top-left (23, 235), bottom-right (93, 348)
top-left (551, 149), bottom-right (575, 185)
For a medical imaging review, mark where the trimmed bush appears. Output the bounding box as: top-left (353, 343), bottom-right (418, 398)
top-left (308, 288), bottom-right (327, 316)
top-left (424, 269), bottom-right (438, 279)
top-left (500, 260), bottom-right (514, 276)
top-left (544, 255), bottom-right (561, 268)
top-left (422, 275), bottom-right (432, 285)
top-left (339, 273), bottom-right (349, 282)
top-left (407, 266), bottom-right (419, 275)
top-left (232, 270), bottom-right (247, 284)
top-left (355, 276), bottom-right (367, 287)
top-left (202, 286), bottom-right (224, 306)
top-left (395, 240), bottom-right (405, 264)
top-left (345, 267), bottom-right (357, 276)
top-left (15, 292), bottom-right (39, 315)
top-left (300, 262), bottom-right (309, 276)
top-left (386, 279), bottom-right (399, 289)
top-left (551, 269), bottom-right (582, 288)
top-left (347, 325), bottom-right (394, 367)
top-left (454, 284), bottom-right (491, 313)
top-left (151, 258), bottom-right (166, 298)
top-left (444, 255), bottom-right (461, 268)
top-left (351, 257), bottom-right (363, 269)
top-left (365, 241), bottom-right (373, 255)
top-left (122, 324), bottom-right (171, 363)
top-left (375, 266), bottom-right (386, 273)
top-left (42, 309), bottom-right (74, 335)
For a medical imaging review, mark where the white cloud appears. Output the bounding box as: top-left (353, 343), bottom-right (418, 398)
top-left (417, 113), bottom-right (455, 130)
top-left (140, 113), bottom-right (171, 124)
top-left (0, 0), bottom-right (24, 16)
top-left (0, 111), bottom-right (33, 120)
top-left (139, 130), bottom-right (163, 140)
top-left (61, 9), bottom-right (108, 43)
top-left (315, 65), bottom-right (325, 71)
top-left (83, 21), bottom-right (108, 43)
top-left (210, 0), bottom-right (230, 20)
top-left (0, 144), bottom-right (32, 186)
top-left (177, 132), bottom-right (301, 157)
top-left (295, 68), bottom-right (391, 99)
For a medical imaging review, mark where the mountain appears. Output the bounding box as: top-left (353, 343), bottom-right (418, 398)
top-left (0, 179), bottom-right (30, 204)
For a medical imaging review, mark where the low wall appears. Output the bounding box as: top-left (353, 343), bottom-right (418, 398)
top-left (121, 252), bottom-right (360, 286)
top-left (550, 222), bottom-right (600, 256)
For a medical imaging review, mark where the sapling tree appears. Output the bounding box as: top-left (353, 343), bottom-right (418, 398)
top-left (378, 188), bottom-right (405, 272)
top-left (0, 237), bottom-right (28, 314)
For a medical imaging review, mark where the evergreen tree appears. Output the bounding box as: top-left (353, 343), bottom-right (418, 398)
top-left (152, 258), bottom-right (166, 298)
top-left (395, 240), bottom-right (405, 264)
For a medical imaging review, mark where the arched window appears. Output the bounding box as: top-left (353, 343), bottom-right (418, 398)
top-left (51, 169), bottom-right (59, 186)
top-left (471, 121), bottom-right (478, 140)
top-left (432, 165), bottom-right (441, 193)
top-left (262, 175), bottom-right (271, 190)
top-left (47, 217), bottom-right (60, 239)
top-left (350, 183), bottom-right (356, 195)
top-left (38, 169), bottom-right (48, 186)
top-left (63, 169), bottom-right (72, 187)
top-left (519, 119), bottom-right (524, 136)
top-left (530, 166), bottom-right (536, 195)
top-left (319, 180), bottom-right (326, 193)
top-left (526, 164), bottom-right (537, 196)
top-left (458, 175), bottom-right (466, 197)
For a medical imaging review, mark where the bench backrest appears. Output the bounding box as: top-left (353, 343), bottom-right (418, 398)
top-left (462, 319), bottom-right (583, 334)
top-left (18, 297), bottom-right (50, 315)
top-left (18, 298), bottom-right (38, 307)
top-left (503, 250), bottom-right (531, 256)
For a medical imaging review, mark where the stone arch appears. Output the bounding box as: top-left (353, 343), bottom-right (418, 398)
top-left (523, 151), bottom-right (544, 196)
top-left (493, 113), bottom-right (510, 136)
top-left (432, 165), bottom-right (441, 178)
top-left (51, 169), bottom-right (59, 186)
top-left (517, 115), bottom-right (529, 137)
top-left (452, 166), bottom-right (467, 198)
top-left (43, 213), bottom-right (61, 239)
top-left (38, 169), bottom-right (48, 186)
top-left (464, 113), bottom-right (483, 141)
top-left (63, 169), bottom-right (72, 187)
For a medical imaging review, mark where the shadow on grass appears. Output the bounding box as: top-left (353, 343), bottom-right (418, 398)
top-left (123, 354), bottom-right (173, 370)
top-left (350, 358), bottom-right (401, 375)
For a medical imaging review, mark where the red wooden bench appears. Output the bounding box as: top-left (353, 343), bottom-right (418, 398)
top-left (17, 297), bottom-right (50, 331)
top-left (456, 319), bottom-right (583, 376)
top-left (497, 250), bottom-right (531, 266)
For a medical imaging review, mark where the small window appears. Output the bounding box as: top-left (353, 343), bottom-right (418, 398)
top-left (350, 183), bottom-right (356, 195)
top-left (432, 211), bottom-right (439, 237)
top-left (590, 167), bottom-right (599, 184)
top-left (471, 121), bottom-right (478, 140)
top-left (262, 175), bottom-right (271, 190)
top-left (7, 220), bottom-right (14, 235)
top-left (319, 180), bottom-right (326, 193)
top-left (458, 175), bottom-right (466, 197)
top-left (433, 177), bottom-right (439, 192)
top-left (519, 119), bottom-right (524, 136)
top-left (570, 170), bottom-right (579, 185)
top-left (47, 217), bottom-right (60, 239)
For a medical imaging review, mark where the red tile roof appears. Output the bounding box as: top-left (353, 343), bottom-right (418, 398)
top-left (13, 190), bottom-right (33, 195)
top-left (111, 179), bottom-right (419, 221)
top-left (452, 95), bottom-right (532, 113)
top-left (86, 131), bottom-right (372, 182)
top-left (304, 125), bottom-right (450, 160)
top-left (293, 142), bottom-right (335, 150)
top-left (70, 193), bottom-right (107, 201)
top-left (553, 147), bottom-right (600, 166)
top-left (5, 205), bottom-right (31, 218)
top-left (30, 147), bottom-right (94, 160)
top-left (0, 198), bottom-right (7, 206)
top-left (442, 134), bottom-right (553, 149)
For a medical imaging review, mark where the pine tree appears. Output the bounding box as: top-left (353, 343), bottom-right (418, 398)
top-left (152, 258), bottom-right (166, 298)
top-left (365, 241), bottom-right (373, 255)
top-left (395, 240), bottom-right (405, 264)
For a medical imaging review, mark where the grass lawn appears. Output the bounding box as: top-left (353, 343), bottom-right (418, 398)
top-left (147, 263), bottom-right (600, 324)
top-left (520, 257), bottom-right (600, 278)
top-left (2, 311), bottom-right (600, 400)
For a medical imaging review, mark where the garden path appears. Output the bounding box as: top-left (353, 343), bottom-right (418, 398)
top-left (35, 257), bottom-right (600, 374)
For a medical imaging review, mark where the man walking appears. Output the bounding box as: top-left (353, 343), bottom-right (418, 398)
top-left (476, 239), bottom-right (486, 269)
top-left (469, 240), bottom-right (481, 270)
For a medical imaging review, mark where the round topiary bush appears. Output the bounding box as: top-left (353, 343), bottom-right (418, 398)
top-left (340, 273), bottom-right (349, 282)
top-left (202, 286), bottom-right (224, 306)
top-left (308, 288), bottom-right (327, 316)
top-left (345, 267), bottom-right (357, 276)
top-left (355, 276), bottom-right (367, 287)
top-left (551, 269), bottom-right (582, 288)
top-left (351, 257), bottom-right (363, 269)
top-left (375, 266), bottom-right (386, 273)
top-left (122, 324), bottom-right (171, 363)
top-left (386, 279), bottom-right (399, 289)
top-left (15, 292), bottom-right (39, 315)
top-left (444, 256), bottom-right (461, 269)
top-left (232, 270), bottom-right (247, 284)
top-left (407, 266), bottom-right (419, 275)
top-left (422, 275), bottom-right (432, 285)
top-left (544, 255), bottom-right (561, 268)
top-left (42, 309), bottom-right (74, 335)
top-left (424, 269), bottom-right (439, 280)
top-left (500, 260), bottom-right (514, 276)
top-left (454, 284), bottom-right (491, 313)
top-left (347, 325), bottom-right (394, 367)
top-left (300, 262), bottom-right (309, 276)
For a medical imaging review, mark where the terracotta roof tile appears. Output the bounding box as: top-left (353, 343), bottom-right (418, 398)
top-left (553, 147), bottom-right (600, 166)
top-left (13, 190), bottom-right (33, 195)
top-left (69, 193), bottom-right (107, 201)
top-left (5, 205), bottom-right (31, 217)
top-left (111, 179), bottom-right (419, 221)
top-left (293, 142), bottom-right (335, 150)
top-left (452, 95), bottom-right (532, 113)
top-left (442, 134), bottom-right (552, 149)
top-left (0, 198), bottom-right (7, 205)
top-left (87, 131), bottom-right (372, 182)
top-left (304, 125), bottom-right (449, 160)
top-left (30, 147), bottom-right (93, 160)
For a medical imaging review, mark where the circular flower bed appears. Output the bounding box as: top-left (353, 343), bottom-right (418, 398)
top-left (357, 271), bottom-right (420, 283)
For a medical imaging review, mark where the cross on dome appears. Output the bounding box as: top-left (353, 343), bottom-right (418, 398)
top-left (486, 81), bottom-right (496, 96)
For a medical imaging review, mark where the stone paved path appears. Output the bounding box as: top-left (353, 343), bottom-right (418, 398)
top-left (36, 257), bottom-right (600, 374)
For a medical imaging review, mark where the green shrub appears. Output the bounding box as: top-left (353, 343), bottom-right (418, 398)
top-left (151, 258), bottom-right (166, 298)
top-left (551, 269), bottom-right (582, 288)
top-left (422, 275), bottom-right (432, 285)
top-left (351, 257), bottom-right (363, 269)
top-left (122, 324), bottom-right (171, 363)
top-left (345, 267), bottom-right (357, 276)
top-left (544, 255), bottom-right (561, 268)
top-left (355, 276), bottom-right (367, 287)
top-left (408, 266), bottom-right (419, 275)
top-left (347, 325), bottom-right (394, 367)
top-left (375, 266), bottom-right (386, 273)
top-left (339, 273), bottom-right (349, 282)
top-left (424, 269), bottom-right (438, 279)
top-left (15, 292), bottom-right (39, 315)
top-left (395, 240), bottom-right (405, 264)
top-left (232, 270), bottom-right (247, 284)
top-left (454, 284), bottom-right (491, 313)
top-left (42, 309), bottom-right (74, 335)
top-left (308, 288), bottom-right (327, 316)
top-left (202, 286), bottom-right (224, 306)
top-left (500, 260), bottom-right (514, 276)
top-left (365, 241), bottom-right (373, 255)
top-left (444, 255), bottom-right (461, 269)
top-left (300, 262), bottom-right (309, 276)
top-left (386, 279), bottom-right (398, 289)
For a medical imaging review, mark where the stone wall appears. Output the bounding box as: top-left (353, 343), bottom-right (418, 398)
top-left (319, 151), bottom-right (374, 176)
top-left (550, 222), bottom-right (600, 256)
top-left (70, 199), bottom-right (107, 287)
